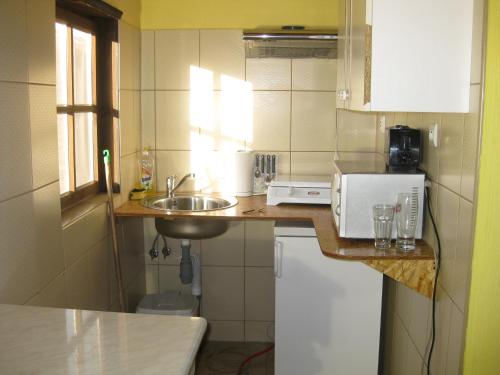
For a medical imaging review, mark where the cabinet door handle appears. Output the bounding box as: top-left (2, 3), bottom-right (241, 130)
top-left (274, 240), bottom-right (283, 278)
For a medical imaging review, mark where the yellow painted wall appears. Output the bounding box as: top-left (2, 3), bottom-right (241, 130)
top-left (464, 2), bottom-right (500, 374)
top-left (105, 0), bottom-right (141, 28)
top-left (140, 0), bottom-right (338, 30)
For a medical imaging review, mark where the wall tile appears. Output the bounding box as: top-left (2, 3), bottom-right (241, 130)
top-left (250, 91), bottom-right (291, 151)
top-left (0, 82), bottom-right (32, 202)
top-left (461, 85), bottom-right (481, 201)
top-left (120, 90), bottom-right (141, 156)
top-left (207, 321), bottom-right (244, 342)
top-left (470, 0), bottom-right (485, 84)
top-left (292, 59), bottom-right (336, 91)
top-left (141, 30), bottom-right (155, 90)
top-left (141, 91), bottom-right (155, 149)
top-left (439, 114), bottom-right (465, 194)
top-left (245, 321), bottom-right (274, 342)
top-left (87, 236), bottom-right (111, 310)
top-left (430, 287), bottom-right (453, 375)
top-left (143, 218), bottom-right (159, 265)
top-left (290, 152), bottom-right (334, 175)
top-left (246, 59), bottom-right (291, 90)
top-left (0, 0), bottom-right (27, 82)
top-left (453, 199), bottom-right (474, 312)
top-left (202, 266), bottom-right (244, 320)
top-left (29, 85), bottom-right (59, 188)
top-left (118, 217), bottom-right (145, 288)
top-left (120, 152), bottom-right (140, 203)
top-left (390, 317), bottom-right (409, 374)
top-left (245, 267), bottom-right (275, 321)
top-left (445, 305), bottom-right (465, 375)
top-left (119, 22), bottom-right (141, 90)
top-left (32, 182), bottom-right (64, 297)
top-left (62, 203), bottom-right (108, 268)
top-left (395, 283), bottom-right (414, 329)
top-left (158, 265), bottom-right (192, 295)
top-left (201, 222), bottom-right (244, 266)
top-left (156, 91), bottom-right (197, 150)
top-left (406, 340), bottom-right (425, 375)
top-left (437, 186), bottom-right (460, 294)
top-left (65, 253), bottom-right (90, 309)
top-left (337, 109), bottom-right (376, 152)
top-left (155, 30), bottom-right (199, 90)
top-left (27, 0), bottom-right (55, 85)
top-left (407, 288), bottom-right (431, 357)
top-left (291, 91), bottom-right (336, 151)
top-left (26, 272), bottom-right (67, 309)
top-left (420, 113), bottom-right (442, 182)
top-left (200, 30), bottom-right (245, 90)
top-left (245, 221), bottom-right (275, 267)
top-left (145, 264), bottom-right (159, 294)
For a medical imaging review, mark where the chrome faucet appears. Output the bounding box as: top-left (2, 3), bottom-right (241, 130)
top-left (166, 173), bottom-right (195, 198)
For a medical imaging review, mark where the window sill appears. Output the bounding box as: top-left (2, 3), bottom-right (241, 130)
top-left (61, 192), bottom-right (121, 229)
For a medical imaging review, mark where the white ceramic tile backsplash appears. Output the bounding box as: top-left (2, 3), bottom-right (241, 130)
top-left (250, 91), bottom-right (291, 151)
top-left (201, 222), bottom-right (244, 266)
top-left (155, 30), bottom-right (199, 90)
top-left (141, 30), bottom-right (155, 90)
top-left (155, 91), bottom-right (197, 150)
top-left (141, 90), bottom-right (155, 149)
top-left (292, 59), bottom-right (337, 91)
top-left (200, 30), bottom-right (245, 90)
top-left (439, 114), bottom-right (465, 194)
top-left (246, 58), bottom-right (291, 90)
top-left (291, 91), bottom-right (336, 151)
top-left (290, 152), bottom-right (334, 175)
top-left (337, 109), bottom-right (377, 152)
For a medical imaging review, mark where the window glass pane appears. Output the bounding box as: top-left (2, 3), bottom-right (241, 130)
top-left (74, 112), bottom-right (95, 187)
top-left (112, 41), bottom-right (119, 110)
top-left (56, 23), bottom-right (68, 106)
top-left (57, 114), bottom-right (70, 194)
top-left (73, 28), bottom-right (94, 105)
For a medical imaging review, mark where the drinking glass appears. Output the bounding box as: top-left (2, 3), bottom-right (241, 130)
top-left (395, 193), bottom-right (418, 251)
top-left (372, 204), bottom-right (395, 250)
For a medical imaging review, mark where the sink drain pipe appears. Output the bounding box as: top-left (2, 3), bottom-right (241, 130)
top-left (179, 239), bottom-right (202, 297)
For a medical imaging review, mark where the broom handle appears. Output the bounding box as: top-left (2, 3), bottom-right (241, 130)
top-left (103, 150), bottom-right (126, 312)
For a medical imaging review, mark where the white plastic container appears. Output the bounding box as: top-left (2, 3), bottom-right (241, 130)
top-left (136, 291), bottom-right (199, 317)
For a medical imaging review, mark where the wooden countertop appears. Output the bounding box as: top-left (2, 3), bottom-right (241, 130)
top-left (115, 194), bottom-right (434, 262)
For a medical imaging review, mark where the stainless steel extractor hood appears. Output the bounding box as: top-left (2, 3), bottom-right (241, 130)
top-left (243, 26), bottom-right (337, 59)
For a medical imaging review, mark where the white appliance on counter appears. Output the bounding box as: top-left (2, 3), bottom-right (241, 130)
top-left (332, 157), bottom-right (425, 239)
top-left (267, 175), bottom-right (331, 205)
top-left (274, 221), bottom-right (383, 375)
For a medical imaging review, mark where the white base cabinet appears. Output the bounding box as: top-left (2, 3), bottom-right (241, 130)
top-left (274, 223), bottom-right (383, 375)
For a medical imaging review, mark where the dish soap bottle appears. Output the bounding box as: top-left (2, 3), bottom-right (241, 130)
top-left (138, 148), bottom-right (155, 193)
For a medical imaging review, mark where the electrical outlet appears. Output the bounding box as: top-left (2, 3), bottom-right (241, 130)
top-left (429, 123), bottom-right (439, 148)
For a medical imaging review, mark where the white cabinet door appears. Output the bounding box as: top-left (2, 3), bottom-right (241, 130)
top-left (274, 236), bottom-right (383, 375)
top-left (337, 0), bottom-right (474, 113)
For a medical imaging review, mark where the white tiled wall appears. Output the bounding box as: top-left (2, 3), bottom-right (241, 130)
top-left (378, 11), bottom-right (483, 371)
top-left (0, 1), bottom-right (144, 312)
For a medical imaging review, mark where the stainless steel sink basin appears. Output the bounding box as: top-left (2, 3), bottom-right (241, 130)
top-left (141, 194), bottom-right (238, 212)
top-left (141, 194), bottom-right (238, 239)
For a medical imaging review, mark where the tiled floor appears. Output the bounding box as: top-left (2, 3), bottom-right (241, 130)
top-left (196, 341), bottom-right (275, 375)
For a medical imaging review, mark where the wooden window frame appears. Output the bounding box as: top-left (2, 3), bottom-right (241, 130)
top-left (56, 3), bottom-right (120, 210)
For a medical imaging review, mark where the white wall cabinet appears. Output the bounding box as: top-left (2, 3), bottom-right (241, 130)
top-left (336, 0), bottom-right (474, 113)
top-left (274, 223), bottom-right (383, 375)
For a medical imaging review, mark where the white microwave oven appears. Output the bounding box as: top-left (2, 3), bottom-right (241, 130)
top-left (331, 158), bottom-right (425, 239)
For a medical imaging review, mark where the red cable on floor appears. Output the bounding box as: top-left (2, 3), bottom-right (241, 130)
top-left (237, 344), bottom-right (275, 374)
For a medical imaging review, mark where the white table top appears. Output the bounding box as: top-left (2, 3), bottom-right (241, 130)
top-left (0, 304), bottom-right (206, 374)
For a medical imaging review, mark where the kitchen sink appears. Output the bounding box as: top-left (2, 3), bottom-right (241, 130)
top-left (141, 194), bottom-right (238, 239)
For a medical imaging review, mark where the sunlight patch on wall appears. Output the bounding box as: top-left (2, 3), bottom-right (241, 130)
top-left (188, 66), bottom-right (254, 193)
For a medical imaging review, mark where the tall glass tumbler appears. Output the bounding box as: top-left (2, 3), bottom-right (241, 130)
top-left (395, 193), bottom-right (418, 251)
top-left (372, 204), bottom-right (395, 249)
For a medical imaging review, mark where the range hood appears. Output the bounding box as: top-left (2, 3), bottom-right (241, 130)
top-left (243, 26), bottom-right (337, 59)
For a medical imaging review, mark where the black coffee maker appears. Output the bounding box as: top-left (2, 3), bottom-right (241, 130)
top-left (386, 125), bottom-right (422, 172)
